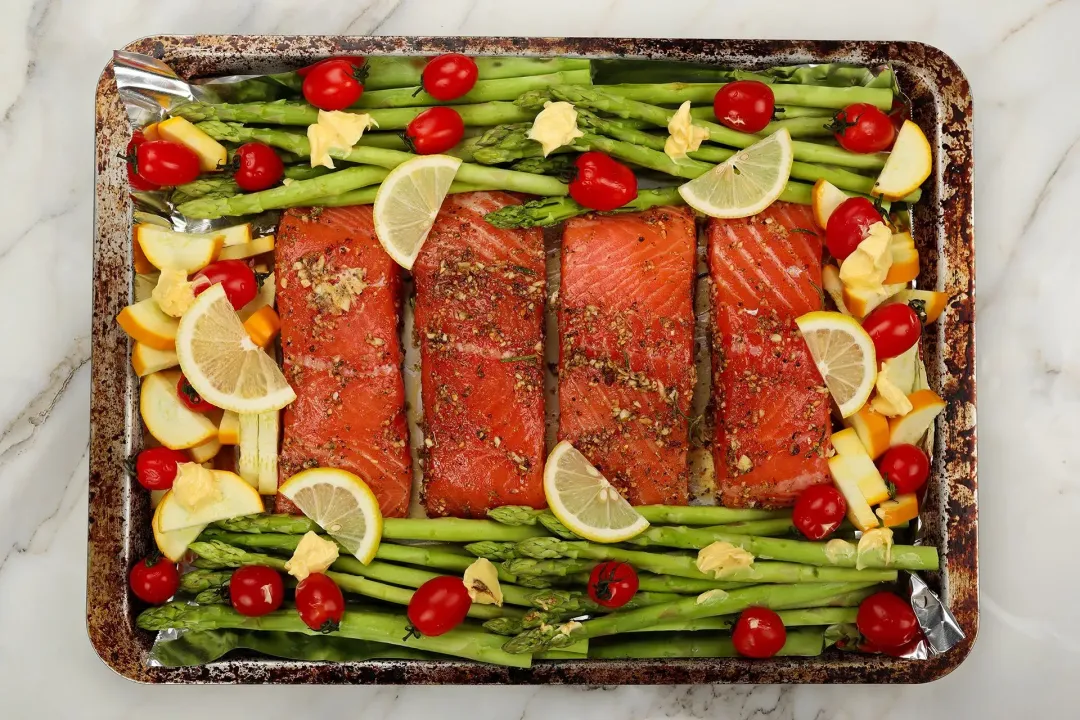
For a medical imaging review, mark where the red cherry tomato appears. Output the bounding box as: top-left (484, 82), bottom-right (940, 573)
top-left (856, 591), bottom-right (920, 649)
top-left (129, 555), bottom-right (180, 605)
top-left (192, 259), bottom-right (258, 310)
top-left (792, 484), bottom-right (848, 540)
top-left (297, 56), bottom-right (366, 78)
top-left (302, 58), bottom-right (366, 111)
top-left (295, 573), bottom-right (346, 632)
top-left (405, 107), bottom-right (466, 155)
top-left (569, 151), bottom-right (638, 211)
top-left (878, 444), bottom-right (930, 495)
top-left (862, 303), bottom-right (921, 360)
top-left (825, 197), bottom-right (883, 261)
top-left (831, 103), bottom-right (897, 154)
top-left (233, 142), bottom-right (284, 192)
top-left (587, 561), bottom-right (639, 609)
top-left (713, 80), bottom-right (775, 133)
top-left (732, 606), bottom-right (787, 658)
top-left (135, 140), bottom-right (201, 186)
top-left (422, 53), bottom-right (479, 101)
top-left (229, 565), bottom-right (285, 617)
top-left (177, 374), bottom-right (215, 412)
top-left (126, 130), bottom-right (160, 191)
top-left (134, 447), bottom-right (190, 491)
top-left (407, 576), bottom-right (471, 637)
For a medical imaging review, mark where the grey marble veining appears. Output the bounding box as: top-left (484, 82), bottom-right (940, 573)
top-left (1, 0), bottom-right (1077, 716)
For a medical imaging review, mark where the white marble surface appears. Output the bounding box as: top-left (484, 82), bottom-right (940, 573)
top-left (0, 0), bottom-right (1075, 716)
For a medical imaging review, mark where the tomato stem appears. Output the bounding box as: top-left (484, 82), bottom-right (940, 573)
top-left (402, 623), bottom-right (423, 642)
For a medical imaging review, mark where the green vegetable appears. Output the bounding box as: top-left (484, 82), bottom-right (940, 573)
top-left (383, 518), bottom-right (547, 543)
top-left (488, 504), bottom-right (790, 526)
top-left (563, 573), bottom-right (755, 595)
top-left (599, 81), bottom-right (892, 111)
top-left (505, 557), bottom-right (596, 578)
top-left (171, 100), bottom-right (535, 129)
top-left (589, 629), bottom-right (825, 658)
top-left (590, 59), bottom-right (892, 89)
top-left (509, 155), bottom-right (576, 178)
top-left (308, 182), bottom-right (494, 208)
top-left (466, 541), bottom-right (520, 562)
top-left (171, 177), bottom-right (240, 205)
top-left (638, 607), bottom-right (858, 634)
top-left (355, 70), bottom-right (592, 109)
top-left (362, 56), bottom-right (590, 91)
top-left (483, 188), bottom-right (685, 230)
top-left (214, 514), bottom-right (319, 534)
top-left (177, 568), bottom-right (235, 594)
top-left (525, 589), bottom-right (683, 614)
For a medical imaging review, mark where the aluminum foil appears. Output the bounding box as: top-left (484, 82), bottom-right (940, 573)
top-left (909, 571), bottom-right (965, 655)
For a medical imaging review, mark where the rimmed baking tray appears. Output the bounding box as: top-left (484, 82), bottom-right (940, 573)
top-left (89, 35), bottom-right (976, 684)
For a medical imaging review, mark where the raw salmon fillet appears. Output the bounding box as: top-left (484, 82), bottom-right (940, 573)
top-left (275, 206), bottom-right (411, 518)
top-left (413, 192), bottom-right (547, 518)
top-left (558, 207), bottom-right (697, 505)
top-left (707, 202), bottom-right (831, 508)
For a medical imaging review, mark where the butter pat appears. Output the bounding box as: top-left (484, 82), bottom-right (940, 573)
top-left (824, 538), bottom-right (856, 565)
top-left (696, 541), bottom-right (754, 579)
top-left (308, 110), bottom-right (378, 169)
top-left (527, 101), bottom-right (583, 157)
top-left (664, 101), bottom-right (709, 161)
top-left (284, 531), bottom-right (340, 580)
top-left (856, 527), bottom-right (894, 570)
top-left (839, 222), bottom-right (893, 292)
top-left (463, 558), bottom-right (504, 606)
top-left (152, 268), bottom-right (196, 318)
top-left (172, 462), bottom-right (222, 512)
top-left (871, 359), bottom-right (915, 417)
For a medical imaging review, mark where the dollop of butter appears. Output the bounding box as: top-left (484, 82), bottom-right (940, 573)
top-left (695, 588), bottom-right (729, 605)
top-left (152, 268), bottom-right (196, 318)
top-left (839, 222), bottom-right (893, 292)
top-left (696, 541), bottom-right (754, 579)
top-left (463, 557), bottom-right (504, 606)
top-left (172, 462), bottom-right (221, 512)
top-left (526, 101), bottom-right (584, 157)
top-left (308, 110), bottom-right (378, 169)
top-left (284, 531), bottom-right (340, 580)
top-left (824, 538), bottom-right (856, 565)
top-left (664, 101), bottom-right (709, 161)
top-left (871, 359), bottom-right (915, 417)
top-left (856, 527), bottom-right (894, 570)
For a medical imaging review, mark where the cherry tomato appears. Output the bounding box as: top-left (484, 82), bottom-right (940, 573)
top-left (405, 107), bottom-right (465, 155)
top-left (713, 80), bottom-right (775, 133)
top-left (297, 56), bottom-right (366, 77)
top-left (133, 447), bottom-right (190, 491)
top-left (792, 484), bottom-right (847, 540)
top-left (422, 53), bottom-right (479, 101)
top-left (407, 576), bottom-right (471, 637)
top-left (587, 561), bottom-right (639, 609)
top-left (862, 303), bottom-right (921, 360)
top-left (192, 259), bottom-right (258, 310)
top-left (129, 555), bottom-right (180, 605)
top-left (135, 140), bottom-right (200, 186)
top-left (126, 130), bottom-right (160, 191)
top-left (229, 565), bottom-right (285, 617)
top-left (732, 606), bottom-right (787, 658)
top-left (295, 573), bottom-right (346, 632)
top-left (569, 151), bottom-right (638, 211)
top-left (878, 444), bottom-right (930, 495)
top-left (233, 142), bottom-right (284, 192)
top-left (302, 58), bottom-right (366, 111)
top-left (856, 591), bottom-right (920, 649)
top-left (177, 374), bottom-right (215, 412)
top-left (825, 197), bottom-right (883, 261)
top-left (831, 103), bottom-right (897, 154)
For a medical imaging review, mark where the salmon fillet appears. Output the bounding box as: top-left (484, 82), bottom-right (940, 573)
top-left (558, 207), bottom-right (697, 505)
top-left (275, 206), bottom-right (411, 518)
top-left (413, 192), bottom-right (547, 518)
top-left (707, 202), bottom-right (830, 508)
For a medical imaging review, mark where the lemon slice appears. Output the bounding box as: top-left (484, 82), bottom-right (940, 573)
top-left (872, 120), bottom-right (931, 200)
top-left (174, 283), bottom-right (296, 413)
top-left (678, 128), bottom-right (793, 218)
top-left (152, 501), bottom-right (205, 562)
top-left (543, 441), bottom-right (649, 543)
top-left (795, 311), bottom-right (878, 418)
top-left (373, 154), bottom-right (461, 269)
top-left (278, 467), bottom-right (383, 564)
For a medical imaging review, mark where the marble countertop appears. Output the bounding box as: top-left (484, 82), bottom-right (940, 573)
top-left (1, 0), bottom-right (1075, 716)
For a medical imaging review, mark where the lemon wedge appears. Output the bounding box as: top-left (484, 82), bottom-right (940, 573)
top-left (795, 311), bottom-right (877, 418)
top-left (543, 441), bottom-right (649, 543)
top-left (811, 179), bottom-right (848, 229)
top-left (174, 283), bottom-right (296, 414)
top-left (157, 470), bottom-right (264, 532)
top-left (373, 154), bottom-right (461, 269)
top-left (152, 501), bottom-right (205, 562)
top-left (278, 467), bottom-right (383, 564)
top-left (678, 129), bottom-right (793, 218)
top-left (872, 120), bottom-right (932, 199)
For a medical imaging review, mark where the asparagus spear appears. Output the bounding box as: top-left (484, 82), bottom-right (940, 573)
top-left (359, 56), bottom-right (590, 91)
top-left (193, 121), bottom-right (569, 198)
top-left (483, 188), bottom-right (682, 229)
top-left (193, 587), bottom-right (229, 605)
top-left (355, 69), bottom-right (592, 109)
top-left (637, 607), bottom-right (859, 634)
top-left (505, 557), bottom-right (596, 578)
top-left (710, 518), bottom-right (797, 537)
top-left (488, 504), bottom-right (790, 526)
top-left (308, 182), bottom-right (494, 208)
top-left (178, 568), bottom-right (235, 594)
top-left (563, 572), bottom-right (755, 595)
top-left (589, 628), bottom-right (825, 658)
top-left (514, 538), bottom-right (900, 583)
top-left (466, 541), bottom-right (520, 562)
top-left (510, 155), bottom-right (576, 178)
top-left (502, 581), bottom-right (874, 653)
top-left (137, 603), bottom-right (530, 668)
top-left (171, 100), bottom-right (535, 129)
top-left (283, 164), bottom-right (337, 181)
top-left (171, 177), bottom-right (240, 204)
top-left (526, 589), bottom-right (683, 614)
top-left (600, 82), bottom-right (892, 111)
top-left (214, 514), bottom-right (319, 534)
top-left (213, 514), bottom-right (547, 542)
top-left (624, 526), bottom-right (939, 570)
